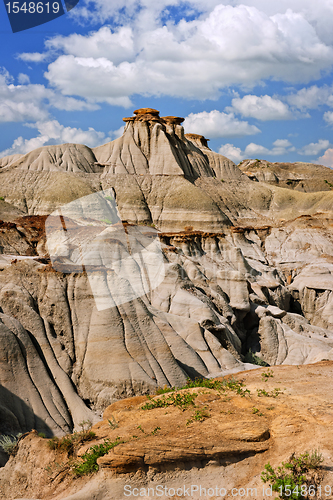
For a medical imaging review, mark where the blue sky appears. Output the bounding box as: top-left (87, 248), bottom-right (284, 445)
top-left (0, 0), bottom-right (333, 166)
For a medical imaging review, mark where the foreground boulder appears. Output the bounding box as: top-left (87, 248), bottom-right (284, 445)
top-left (1, 363), bottom-right (333, 500)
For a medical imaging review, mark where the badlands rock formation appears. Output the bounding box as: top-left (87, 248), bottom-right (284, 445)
top-left (0, 108), bottom-right (332, 448)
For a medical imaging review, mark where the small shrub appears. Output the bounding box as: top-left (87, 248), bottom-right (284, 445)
top-left (184, 376), bottom-right (250, 397)
top-left (149, 376), bottom-right (250, 401)
top-left (261, 450), bottom-right (324, 499)
top-left (0, 197), bottom-right (4, 201)
top-left (244, 349), bottom-right (269, 367)
top-left (151, 426), bottom-right (161, 435)
top-left (38, 432), bottom-right (46, 438)
top-left (155, 385), bottom-right (175, 395)
top-left (262, 369), bottom-right (274, 381)
top-left (252, 407), bottom-right (264, 416)
top-left (78, 420), bottom-right (92, 432)
top-left (306, 449), bottom-right (324, 469)
top-left (257, 388), bottom-right (283, 398)
top-left (0, 434), bottom-right (21, 455)
top-left (107, 415), bottom-right (119, 430)
top-left (71, 437), bottom-right (123, 476)
top-left (47, 430), bottom-right (96, 456)
top-left (142, 392), bottom-right (197, 411)
top-left (187, 408), bottom-right (210, 425)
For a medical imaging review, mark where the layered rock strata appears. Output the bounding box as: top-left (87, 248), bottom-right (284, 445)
top-left (0, 108), bottom-right (332, 440)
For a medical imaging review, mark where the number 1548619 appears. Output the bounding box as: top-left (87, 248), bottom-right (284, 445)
top-left (5, 2), bottom-right (60, 14)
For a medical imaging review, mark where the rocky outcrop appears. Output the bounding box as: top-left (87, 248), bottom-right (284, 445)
top-left (1, 362), bottom-right (333, 500)
top-left (239, 159), bottom-right (333, 192)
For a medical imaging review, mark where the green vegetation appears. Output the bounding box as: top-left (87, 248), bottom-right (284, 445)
top-left (104, 196), bottom-right (114, 202)
top-left (101, 218), bottom-right (113, 225)
top-left (257, 388), bottom-right (283, 398)
top-left (324, 180), bottom-right (333, 188)
top-left (47, 429), bottom-right (96, 455)
top-left (252, 407), bottom-right (264, 416)
top-left (261, 450), bottom-right (323, 499)
top-left (155, 385), bottom-right (175, 395)
top-left (107, 415), bottom-right (119, 430)
top-left (142, 392), bottom-right (197, 411)
top-left (262, 369), bottom-right (274, 381)
top-left (187, 408), bottom-right (210, 425)
top-left (72, 437), bottom-right (123, 476)
top-left (151, 426), bottom-right (161, 435)
top-left (0, 197), bottom-right (4, 201)
top-left (0, 433), bottom-right (22, 456)
top-left (244, 349), bottom-right (269, 367)
top-left (185, 376), bottom-right (250, 396)
top-left (154, 376), bottom-right (251, 398)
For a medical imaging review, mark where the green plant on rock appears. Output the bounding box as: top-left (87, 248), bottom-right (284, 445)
top-left (0, 433), bottom-right (22, 456)
top-left (153, 376), bottom-right (251, 401)
top-left (261, 450), bottom-right (324, 499)
top-left (107, 415), bottom-right (119, 430)
top-left (142, 391), bottom-right (197, 411)
top-left (47, 429), bottom-right (96, 455)
top-left (262, 369), bottom-right (274, 381)
top-left (187, 408), bottom-right (210, 425)
top-left (185, 376), bottom-right (250, 397)
top-left (71, 437), bottom-right (123, 476)
top-left (78, 420), bottom-right (92, 432)
top-left (155, 385), bottom-right (176, 395)
top-left (257, 387), bottom-right (283, 398)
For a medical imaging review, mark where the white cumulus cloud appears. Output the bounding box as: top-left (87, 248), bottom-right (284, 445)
top-left (37, 4), bottom-right (333, 104)
top-left (229, 95), bottom-right (293, 121)
top-left (324, 111), bottom-right (333, 125)
top-left (0, 120), bottom-right (110, 157)
top-left (218, 144), bottom-right (245, 163)
top-left (318, 148), bottom-right (333, 168)
top-left (219, 138), bottom-right (295, 162)
top-left (299, 139), bottom-right (330, 156)
top-left (184, 110), bottom-right (260, 138)
top-left (0, 71), bottom-right (99, 124)
top-left (286, 85), bottom-right (333, 110)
